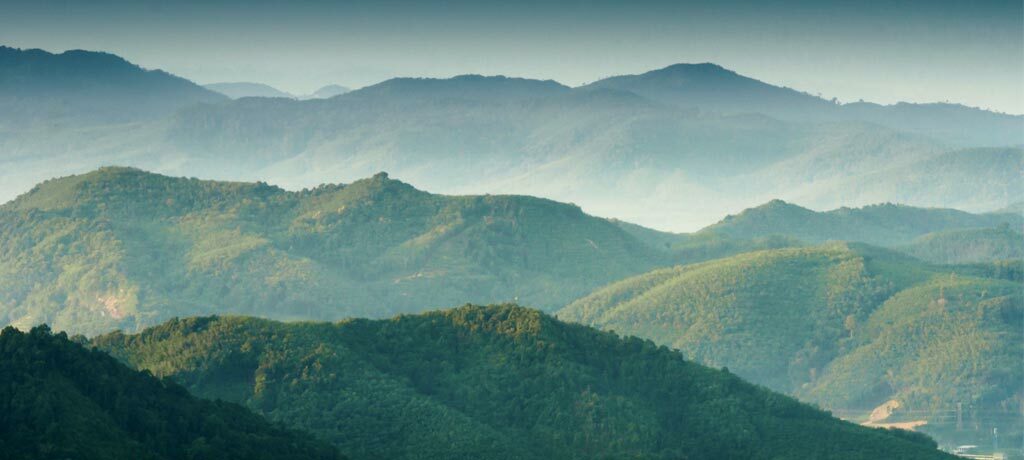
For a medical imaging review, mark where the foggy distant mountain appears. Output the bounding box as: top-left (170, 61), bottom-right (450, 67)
top-left (586, 63), bottom-right (1024, 146)
top-left (1, 48), bottom-right (1021, 230)
top-left (0, 46), bottom-right (227, 126)
top-left (204, 81), bottom-right (295, 99)
top-left (584, 63), bottom-right (837, 121)
top-left (349, 74), bottom-right (570, 101)
top-left (303, 84), bottom-right (350, 99)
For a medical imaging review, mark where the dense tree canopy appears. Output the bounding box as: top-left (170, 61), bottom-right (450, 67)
top-left (92, 305), bottom-right (955, 460)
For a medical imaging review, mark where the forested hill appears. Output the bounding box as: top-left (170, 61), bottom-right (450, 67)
top-left (0, 167), bottom-right (664, 336)
top-left (699, 199), bottom-right (1022, 247)
top-left (91, 304), bottom-right (954, 460)
top-left (559, 243), bottom-right (1023, 449)
top-left (0, 325), bottom-right (342, 460)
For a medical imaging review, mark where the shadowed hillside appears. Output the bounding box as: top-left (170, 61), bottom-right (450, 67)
top-left (0, 325), bottom-right (342, 460)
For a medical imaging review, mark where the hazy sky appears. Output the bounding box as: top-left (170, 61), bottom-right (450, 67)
top-left (2, 0), bottom-right (1022, 113)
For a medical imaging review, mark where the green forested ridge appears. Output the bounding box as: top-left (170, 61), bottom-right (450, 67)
top-left (559, 243), bottom-right (1023, 450)
top-left (91, 304), bottom-right (954, 460)
top-left (0, 325), bottom-right (342, 460)
top-left (0, 167), bottom-right (664, 336)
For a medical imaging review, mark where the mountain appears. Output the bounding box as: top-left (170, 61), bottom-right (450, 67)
top-left (0, 324), bottom-right (342, 460)
top-left (559, 243), bottom-right (1023, 451)
top-left (205, 82), bottom-right (295, 99)
top-left (2, 50), bottom-right (1019, 230)
top-left (0, 46), bottom-right (226, 126)
top-left (304, 84), bottom-right (350, 99)
top-left (91, 304), bottom-right (954, 460)
top-left (0, 167), bottom-right (665, 336)
top-left (700, 200), bottom-right (1023, 247)
top-left (901, 226), bottom-right (1024, 264)
top-left (586, 63), bottom-right (1024, 146)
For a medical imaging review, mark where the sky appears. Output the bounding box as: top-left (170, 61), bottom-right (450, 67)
top-left (1, 0), bottom-right (1022, 113)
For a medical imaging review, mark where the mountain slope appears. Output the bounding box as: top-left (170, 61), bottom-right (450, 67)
top-left (901, 226), bottom-right (1024, 264)
top-left (91, 304), bottom-right (954, 460)
top-left (205, 82), bottom-right (295, 99)
top-left (0, 167), bottom-right (665, 336)
top-left (0, 325), bottom-right (341, 460)
top-left (700, 200), bottom-right (1023, 247)
top-left (0, 46), bottom-right (226, 126)
top-left (559, 244), bottom-right (1022, 451)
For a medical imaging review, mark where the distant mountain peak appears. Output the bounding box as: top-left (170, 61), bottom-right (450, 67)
top-left (656, 62), bottom-right (737, 76)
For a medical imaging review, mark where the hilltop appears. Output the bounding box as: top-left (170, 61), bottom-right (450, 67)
top-left (0, 167), bottom-right (665, 336)
top-left (0, 325), bottom-right (341, 460)
top-left (91, 304), bottom-right (954, 460)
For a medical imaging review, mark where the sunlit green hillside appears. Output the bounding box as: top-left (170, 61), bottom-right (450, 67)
top-left (0, 167), bottom-right (664, 336)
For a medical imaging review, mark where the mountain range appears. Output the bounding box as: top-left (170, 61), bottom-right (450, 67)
top-left (3, 167), bottom-right (1019, 338)
top-left (1, 46), bottom-right (1020, 230)
top-left (2, 43), bottom-right (1020, 456)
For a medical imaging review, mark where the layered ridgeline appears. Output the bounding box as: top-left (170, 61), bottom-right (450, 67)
top-left (559, 244), bottom-right (1023, 450)
top-left (696, 199), bottom-right (1023, 260)
top-left (0, 325), bottom-right (341, 460)
top-left (0, 167), bottom-right (664, 336)
top-left (2, 47), bottom-right (1021, 230)
top-left (91, 304), bottom-right (954, 460)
